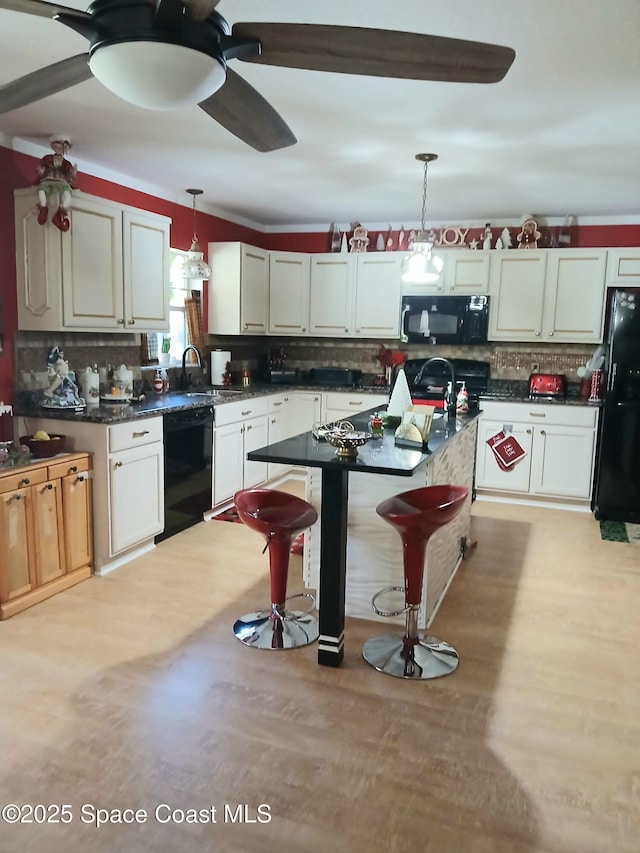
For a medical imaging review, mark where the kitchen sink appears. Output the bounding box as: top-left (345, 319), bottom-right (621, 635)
top-left (185, 390), bottom-right (244, 398)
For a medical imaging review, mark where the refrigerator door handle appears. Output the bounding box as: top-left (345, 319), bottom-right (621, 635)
top-left (607, 362), bottom-right (617, 394)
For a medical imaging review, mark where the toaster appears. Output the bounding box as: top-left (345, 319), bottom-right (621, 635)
top-left (528, 373), bottom-right (567, 398)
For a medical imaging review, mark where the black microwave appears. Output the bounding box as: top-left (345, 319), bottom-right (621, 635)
top-left (400, 295), bottom-right (490, 345)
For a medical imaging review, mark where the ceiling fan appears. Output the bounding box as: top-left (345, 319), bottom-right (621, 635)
top-left (0, 0), bottom-right (515, 152)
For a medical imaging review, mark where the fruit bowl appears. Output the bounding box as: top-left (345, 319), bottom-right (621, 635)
top-left (20, 434), bottom-right (66, 458)
top-left (324, 425), bottom-right (372, 459)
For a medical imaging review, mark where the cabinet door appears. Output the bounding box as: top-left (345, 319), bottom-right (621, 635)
top-left (324, 392), bottom-right (388, 423)
top-left (444, 250), bottom-right (490, 294)
top-left (243, 415), bottom-right (268, 489)
top-left (400, 250), bottom-right (445, 294)
top-left (240, 244), bottom-right (269, 334)
top-left (61, 195), bottom-right (124, 329)
top-left (61, 469), bottom-right (93, 572)
top-left (31, 479), bottom-right (65, 586)
top-left (292, 392), bottom-right (322, 436)
top-left (475, 419), bottom-right (533, 493)
top-left (213, 422), bottom-right (244, 504)
top-left (530, 425), bottom-right (596, 499)
top-left (542, 250), bottom-right (607, 343)
top-left (267, 411), bottom-right (288, 480)
top-left (606, 248), bottom-right (640, 287)
top-left (309, 254), bottom-right (356, 336)
top-left (14, 191), bottom-right (64, 331)
top-left (110, 443), bottom-right (164, 554)
top-left (123, 209), bottom-right (170, 332)
top-left (269, 251), bottom-right (311, 335)
top-left (354, 254), bottom-right (403, 338)
top-left (0, 487), bottom-right (36, 602)
top-left (488, 252), bottom-right (547, 340)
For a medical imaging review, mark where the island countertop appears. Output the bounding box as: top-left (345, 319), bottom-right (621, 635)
top-left (247, 409), bottom-right (481, 474)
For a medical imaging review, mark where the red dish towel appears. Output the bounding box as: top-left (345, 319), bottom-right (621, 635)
top-left (486, 430), bottom-right (527, 471)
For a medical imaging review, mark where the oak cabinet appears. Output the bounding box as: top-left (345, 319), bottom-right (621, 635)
top-left (15, 189), bottom-right (170, 332)
top-left (488, 249), bottom-right (607, 343)
top-left (208, 242), bottom-right (269, 334)
top-left (0, 453), bottom-right (93, 619)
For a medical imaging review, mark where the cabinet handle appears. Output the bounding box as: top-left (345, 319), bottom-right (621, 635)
top-left (12, 493), bottom-right (22, 501)
top-left (314, 396), bottom-right (319, 402)
top-left (449, 286), bottom-right (455, 291)
top-left (246, 424), bottom-right (252, 430)
top-left (271, 418), bottom-right (276, 424)
top-left (529, 412), bottom-right (546, 417)
top-left (132, 430), bottom-right (150, 437)
top-left (76, 475), bottom-right (86, 483)
top-left (128, 320), bottom-right (135, 325)
top-left (349, 401), bottom-right (363, 406)
top-left (20, 478), bottom-right (30, 486)
top-left (284, 397), bottom-right (289, 402)
top-left (302, 327), bottom-right (306, 332)
top-left (117, 318), bottom-right (125, 325)
top-left (114, 461), bottom-right (123, 468)
top-left (44, 483), bottom-right (53, 491)
top-left (273, 401), bottom-right (282, 407)
top-left (70, 466), bottom-right (78, 473)
top-left (243, 323), bottom-right (248, 330)
top-left (548, 331), bottom-right (554, 337)
top-left (526, 429), bottom-right (532, 434)
top-left (540, 429), bottom-right (546, 435)
top-left (355, 328), bottom-right (360, 333)
top-left (241, 410), bottom-right (251, 416)
top-left (345, 328), bottom-right (349, 333)
top-left (535, 331), bottom-right (540, 336)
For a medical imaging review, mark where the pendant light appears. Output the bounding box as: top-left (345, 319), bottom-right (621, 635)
top-left (401, 153), bottom-right (444, 285)
top-left (179, 189), bottom-right (212, 280)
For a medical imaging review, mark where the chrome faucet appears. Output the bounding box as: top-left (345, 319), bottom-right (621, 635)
top-left (180, 345), bottom-right (204, 390)
top-left (414, 357), bottom-right (457, 418)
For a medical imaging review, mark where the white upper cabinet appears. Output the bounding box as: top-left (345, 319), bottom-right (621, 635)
top-left (309, 254), bottom-right (356, 336)
top-left (268, 251), bottom-right (311, 335)
top-left (208, 242), bottom-right (269, 335)
top-left (353, 253), bottom-right (403, 338)
top-left (15, 189), bottom-right (170, 333)
top-left (606, 248), bottom-right (640, 287)
top-left (401, 249), bottom-right (490, 295)
top-left (488, 249), bottom-right (607, 343)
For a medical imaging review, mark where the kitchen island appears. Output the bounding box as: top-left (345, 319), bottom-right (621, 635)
top-left (247, 410), bottom-right (479, 667)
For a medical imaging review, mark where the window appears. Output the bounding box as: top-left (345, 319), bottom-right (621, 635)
top-left (165, 251), bottom-right (203, 362)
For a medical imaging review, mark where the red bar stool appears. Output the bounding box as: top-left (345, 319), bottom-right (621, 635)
top-left (362, 484), bottom-right (469, 679)
top-left (233, 488), bottom-right (319, 650)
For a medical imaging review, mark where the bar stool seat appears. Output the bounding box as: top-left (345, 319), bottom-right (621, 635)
top-left (233, 488), bottom-right (319, 650)
top-left (362, 484), bottom-right (468, 679)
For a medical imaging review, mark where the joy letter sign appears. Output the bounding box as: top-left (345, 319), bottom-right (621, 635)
top-left (486, 430), bottom-right (527, 472)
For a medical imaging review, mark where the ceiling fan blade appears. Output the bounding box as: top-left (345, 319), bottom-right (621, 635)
top-left (198, 67), bottom-right (296, 152)
top-left (0, 54), bottom-right (92, 115)
top-left (232, 23), bottom-right (515, 84)
top-left (183, 0), bottom-right (221, 22)
top-left (0, 0), bottom-right (91, 19)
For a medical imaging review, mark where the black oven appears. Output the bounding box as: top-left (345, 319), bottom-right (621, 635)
top-left (400, 295), bottom-right (489, 345)
top-left (157, 405), bottom-right (214, 542)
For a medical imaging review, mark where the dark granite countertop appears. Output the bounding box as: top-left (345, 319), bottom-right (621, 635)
top-left (13, 384), bottom-right (391, 425)
top-left (247, 408), bottom-right (481, 476)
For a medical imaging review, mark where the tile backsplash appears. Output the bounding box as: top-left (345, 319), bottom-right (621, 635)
top-left (14, 330), bottom-right (598, 391)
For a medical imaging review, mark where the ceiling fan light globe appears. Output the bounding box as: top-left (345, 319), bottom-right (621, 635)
top-left (89, 42), bottom-right (226, 110)
top-left (401, 240), bottom-right (443, 284)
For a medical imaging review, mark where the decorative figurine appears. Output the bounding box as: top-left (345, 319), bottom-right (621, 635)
top-left (517, 218), bottom-right (541, 249)
top-left (482, 223), bottom-right (493, 250)
top-left (40, 346), bottom-right (85, 409)
top-left (34, 134), bottom-right (77, 232)
top-left (349, 224), bottom-right (369, 253)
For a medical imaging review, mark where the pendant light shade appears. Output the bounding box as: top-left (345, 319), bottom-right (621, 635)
top-left (178, 189), bottom-right (212, 280)
top-left (401, 154), bottom-right (443, 285)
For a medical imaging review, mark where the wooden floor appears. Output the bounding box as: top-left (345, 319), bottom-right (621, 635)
top-left (1, 488), bottom-right (639, 853)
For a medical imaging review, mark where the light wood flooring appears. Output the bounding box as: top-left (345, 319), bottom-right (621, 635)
top-left (1, 486), bottom-right (639, 853)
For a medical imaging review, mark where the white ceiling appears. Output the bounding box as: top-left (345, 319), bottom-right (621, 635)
top-left (1, 0), bottom-right (639, 231)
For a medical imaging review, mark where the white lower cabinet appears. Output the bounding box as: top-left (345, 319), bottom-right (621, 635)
top-left (323, 391), bottom-right (388, 423)
top-left (475, 401), bottom-right (598, 503)
top-left (23, 416), bottom-right (164, 573)
top-left (292, 391), bottom-right (322, 435)
top-left (267, 393), bottom-right (298, 480)
top-left (212, 397), bottom-right (269, 505)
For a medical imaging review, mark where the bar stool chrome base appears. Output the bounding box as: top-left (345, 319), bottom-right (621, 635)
top-left (362, 632), bottom-right (459, 679)
top-left (233, 594), bottom-right (318, 650)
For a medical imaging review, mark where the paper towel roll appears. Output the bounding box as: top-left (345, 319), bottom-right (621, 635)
top-left (210, 350), bottom-right (231, 385)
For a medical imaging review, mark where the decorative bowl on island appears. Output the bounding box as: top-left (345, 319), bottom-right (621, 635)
top-left (20, 433), bottom-right (66, 458)
top-left (324, 423), bottom-right (372, 459)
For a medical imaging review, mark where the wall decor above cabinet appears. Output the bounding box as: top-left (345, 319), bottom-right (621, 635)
top-left (14, 189), bottom-right (171, 333)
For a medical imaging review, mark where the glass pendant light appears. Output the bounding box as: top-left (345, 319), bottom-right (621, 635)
top-left (401, 153), bottom-right (444, 285)
top-left (179, 189), bottom-right (212, 280)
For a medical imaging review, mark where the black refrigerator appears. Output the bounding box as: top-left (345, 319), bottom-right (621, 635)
top-left (592, 289), bottom-right (640, 522)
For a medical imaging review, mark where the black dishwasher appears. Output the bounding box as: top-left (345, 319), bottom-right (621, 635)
top-left (157, 405), bottom-right (214, 542)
